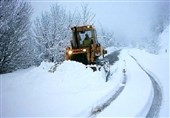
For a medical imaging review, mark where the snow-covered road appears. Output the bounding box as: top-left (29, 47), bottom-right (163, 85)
top-left (97, 50), bottom-right (153, 117)
top-left (90, 52), bottom-right (162, 118)
top-left (130, 55), bottom-right (162, 118)
top-left (90, 68), bottom-right (127, 117)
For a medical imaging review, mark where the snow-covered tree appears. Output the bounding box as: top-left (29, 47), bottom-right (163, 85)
top-left (143, 3), bottom-right (169, 54)
top-left (33, 3), bottom-right (97, 63)
top-left (151, 3), bottom-right (169, 35)
top-left (97, 25), bottom-right (129, 48)
top-left (98, 27), bottom-right (115, 48)
top-left (0, 0), bottom-right (32, 73)
top-left (33, 4), bottom-right (73, 63)
top-left (22, 30), bottom-right (40, 67)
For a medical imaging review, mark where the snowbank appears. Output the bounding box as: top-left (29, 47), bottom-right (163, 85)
top-left (38, 61), bottom-right (55, 70)
top-left (1, 60), bottom-right (123, 117)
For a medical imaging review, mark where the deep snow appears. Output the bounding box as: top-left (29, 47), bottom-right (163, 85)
top-left (0, 25), bottom-right (169, 117)
top-left (1, 48), bottom-right (168, 117)
top-left (1, 48), bottom-right (169, 117)
top-left (1, 60), bottom-right (124, 117)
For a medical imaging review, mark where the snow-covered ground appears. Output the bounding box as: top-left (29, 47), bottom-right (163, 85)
top-left (1, 59), bottom-right (125, 117)
top-left (1, 48), bottom-right (169, 117)
top-left (98, 50), bottom-right (154, 117)
top-left (129, 49), bottom-right (169, 117)
top-left (128, 25), bottom-right (169, 117)
top-left (1, 26), bottom-right (169, 117)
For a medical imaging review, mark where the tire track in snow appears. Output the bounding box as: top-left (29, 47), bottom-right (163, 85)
top-left (89, 68), bottom-right (127, 118)
top-left (130, 55), bottom-right (162, 118)
top-left (88, 50), bottom-right (125, 117)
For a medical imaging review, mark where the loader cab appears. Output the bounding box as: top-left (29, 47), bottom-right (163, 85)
top-left (71, 25), bottom-right (97, 49)
top-left (65, 25), bottom-right (107, 65)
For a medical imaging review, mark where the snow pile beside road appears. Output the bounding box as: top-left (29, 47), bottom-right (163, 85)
top-left (1, 60), bottom-right (123, 117)
top-left (38, 61), bottom-right (55, 70)
top-left (53, 60), bottom-right (106, 93)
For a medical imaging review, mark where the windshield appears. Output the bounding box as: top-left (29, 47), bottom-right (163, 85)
top-left (78, 31), bottom-right (92, 45)
top-left (71, 29), bottom-right (97, 49)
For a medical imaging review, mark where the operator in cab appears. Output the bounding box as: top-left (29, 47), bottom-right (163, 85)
top-left (83, 33), bottom-right (92, 47)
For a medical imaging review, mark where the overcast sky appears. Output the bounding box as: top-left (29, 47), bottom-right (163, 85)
top-left (31, 0), bottom-right (169, 41)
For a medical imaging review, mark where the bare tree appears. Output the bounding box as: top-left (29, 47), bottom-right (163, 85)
top-left (77, 3), bottom-right (95, 25)
top-left (98, 27), bottom-right (114, 48)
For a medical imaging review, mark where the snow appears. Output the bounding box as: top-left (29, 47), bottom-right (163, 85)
top-left (128, 49), bottom-right (169, 117)
top-left (128, 25), bottom-right (169, 117)
top-left (1, 48), bottom-right (168, 117)
top-left (1, 50), bottom-right (169, 117)
top-left (98, 50), bottom-right (153, 117)
top-left (1, 25), bottom-right (169, 117)
top-left (159, 25), bottom-right (169, 53)
top-left (105, 46), bottom-right (120, 55)
top-left (1, 60), bottom-right (123, 117)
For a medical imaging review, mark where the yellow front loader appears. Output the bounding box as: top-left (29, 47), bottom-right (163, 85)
top-left (65, 25), bottom-right (110, 81)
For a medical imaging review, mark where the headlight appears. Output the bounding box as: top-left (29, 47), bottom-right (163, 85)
top-left (87, 25), bottom-right (90, 28)
top-left (68, 50), bottom-right (72, 55)
top-left (83, 49), bottom-right (86, 52)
